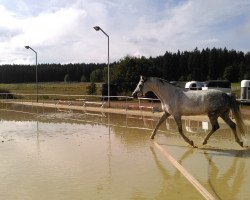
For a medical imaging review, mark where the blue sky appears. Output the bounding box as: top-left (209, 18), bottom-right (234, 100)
top-left (0, 0), bottom-right (250, 64)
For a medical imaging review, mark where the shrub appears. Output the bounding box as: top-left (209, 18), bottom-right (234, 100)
top-left (86, 82), bottom-right (97, 95)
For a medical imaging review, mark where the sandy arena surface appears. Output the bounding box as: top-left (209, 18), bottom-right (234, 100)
top-left (9, 101), bottom-right (250, 126)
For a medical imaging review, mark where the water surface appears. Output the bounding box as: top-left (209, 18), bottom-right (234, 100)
top-left (0, 108), bottom-right (250, 200)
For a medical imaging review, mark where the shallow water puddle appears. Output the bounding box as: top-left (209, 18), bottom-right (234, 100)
top-left (0, 109), bottom-right (250, 200)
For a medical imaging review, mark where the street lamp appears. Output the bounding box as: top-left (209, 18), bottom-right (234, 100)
top-left (93, 26), bottom-right (110, 107)
top-left (25, 46), bottom-right (38, 102)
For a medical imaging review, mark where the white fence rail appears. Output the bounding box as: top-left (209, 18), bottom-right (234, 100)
top-left (0, 93), bottom-right (162, 113)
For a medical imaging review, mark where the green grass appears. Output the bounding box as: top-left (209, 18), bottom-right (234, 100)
top-left (0, 82), bottom-right (103, 100)
top-left (0, 81), bottom-right (242, 100)
top-left (231, 82), bottom-right (240, 90)
top-left (231, 82), bottom-right (241, 98)
top-left (0, 82), bottom-right (102, 95)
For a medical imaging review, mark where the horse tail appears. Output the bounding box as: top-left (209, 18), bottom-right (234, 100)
top-left (230, 95), bottom-right (245, 136)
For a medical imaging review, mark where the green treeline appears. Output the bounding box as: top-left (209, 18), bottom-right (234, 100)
top-left (0, 63), bottom-right (106, 83)
top-left (1, 47), bottom-right (250, 94)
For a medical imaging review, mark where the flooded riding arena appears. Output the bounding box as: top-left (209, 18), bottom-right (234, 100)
top-left (0, 103), bottom-right (250, 200)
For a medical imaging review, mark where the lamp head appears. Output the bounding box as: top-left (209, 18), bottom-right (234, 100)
top-left (25, 46), bottom-right (30, 49)
top-left (93, 26), bottom-right (100, 31)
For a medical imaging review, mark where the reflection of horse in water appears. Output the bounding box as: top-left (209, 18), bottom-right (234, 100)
top-left (204, 149), bottom-right (249, 199)
top-left (132, 76), bottom-right (245, 147)
top-left (150, 146), bottom-right (197, 199)
top-left (151, 145), bottom-right (249, 199)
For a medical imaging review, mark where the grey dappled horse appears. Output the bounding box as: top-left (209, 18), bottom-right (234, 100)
top-left (132, 76), bottom-right (245, 147)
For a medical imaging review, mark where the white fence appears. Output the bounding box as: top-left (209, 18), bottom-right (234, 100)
top-left (0, 93), bottom-right (162, 113)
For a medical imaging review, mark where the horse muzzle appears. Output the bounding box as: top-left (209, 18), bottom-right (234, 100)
top-left (132, 91), bottom-right (143, 98)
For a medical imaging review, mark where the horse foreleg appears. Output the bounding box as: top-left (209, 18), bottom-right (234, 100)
top-left (173, 115), bottom-right (196, 147)
top-left (150, 112), bottom-right (170, 139)
top-left (202, 114), bottom-right (219, 145)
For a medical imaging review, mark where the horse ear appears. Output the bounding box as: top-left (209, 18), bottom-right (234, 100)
top-left (140, 75), bottom-right (147, 81)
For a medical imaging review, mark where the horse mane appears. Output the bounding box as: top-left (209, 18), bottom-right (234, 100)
top-left (150, 77), bottom-right (181, 88)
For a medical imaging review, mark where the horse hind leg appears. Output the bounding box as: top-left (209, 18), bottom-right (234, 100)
top-left (220, 113), bottom-right (243, 147)
top-left (150, 112), bottom-right (170, 139)
top-left (202, 114), bottom-right (219, 145)
top-left (173, 115), bottom-right (196, 147)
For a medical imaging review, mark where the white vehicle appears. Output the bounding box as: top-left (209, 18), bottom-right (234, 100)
top-left (185, 81), bottom-right (204, 90)
top-left (202, 80), bottom-right (231, 94)
top-left (240, 80), bottom-right (250, 104)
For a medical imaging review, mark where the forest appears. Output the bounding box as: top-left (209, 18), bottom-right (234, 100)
top-left (1, 47), bottom-right (250, 94)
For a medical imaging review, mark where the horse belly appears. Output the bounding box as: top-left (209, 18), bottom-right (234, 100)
top-left (181, 104), bottom-right (207, 116)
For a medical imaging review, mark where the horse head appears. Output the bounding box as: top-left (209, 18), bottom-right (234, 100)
top-left (132, 76), bottom-right (148, 98)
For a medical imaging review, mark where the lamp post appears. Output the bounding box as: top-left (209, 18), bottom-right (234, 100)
top-left (93, 26), bottom-right (110, 107)
top-left (25, 46), bottom-right (38, 102)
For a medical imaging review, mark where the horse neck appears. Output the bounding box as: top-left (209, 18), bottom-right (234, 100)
top-left (147, 79), bottom-right (177, 101)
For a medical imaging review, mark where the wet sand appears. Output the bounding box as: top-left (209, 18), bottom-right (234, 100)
top-left (9, 101), bottom-right (250, 125)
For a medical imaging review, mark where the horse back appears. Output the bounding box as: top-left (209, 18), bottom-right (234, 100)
top-left (173, 90), bottom-right (231, 115)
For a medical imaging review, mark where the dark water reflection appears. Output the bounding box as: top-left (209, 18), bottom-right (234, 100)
top-left (0, 107), bottom-right (250, 200)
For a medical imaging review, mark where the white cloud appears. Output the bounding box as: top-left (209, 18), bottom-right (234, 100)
top-left (0, 3), bottom-right (87, 64)
top-left (0, 0), bottom-right (250, 64)
top-left (16, 8), bottom-right (86, 46)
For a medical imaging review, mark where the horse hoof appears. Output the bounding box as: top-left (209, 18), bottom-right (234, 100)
top-left (202, 141), bottom-right (207, 145)
top-left (150, 136), bottom-right (155, 140)
top-left (236, 140), bottom-right (244, 147)
top-left (190, 141), bottom-right (196, 148)
top-left (239, 141), bottom-right (244, 147)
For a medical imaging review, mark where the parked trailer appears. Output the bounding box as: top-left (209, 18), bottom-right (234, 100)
top-left (202, 80), bottom-right (231, 94)
top-left (239, 80), bottom-right (250, 104)
top-left (185, 81), bottom-right (204, 90)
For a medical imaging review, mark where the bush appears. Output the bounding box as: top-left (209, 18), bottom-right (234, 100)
top-left (80, 74), bottom-right (87, 82)
top-left (86, 82), bottom-right (97, 95)
top-left (64, 74), bottom-right (71, 82)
